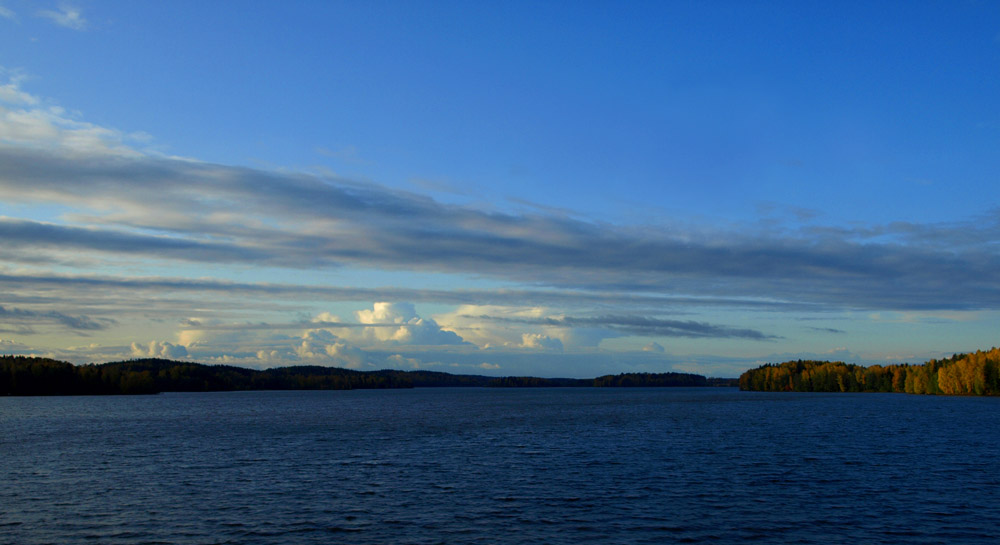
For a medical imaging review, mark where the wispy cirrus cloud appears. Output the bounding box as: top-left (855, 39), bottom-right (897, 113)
top-left (2, 144), bottom-right (999, 311)
top-left (0, 217), bottom-right (273, 264)
top-left (0, 304), bottom-right (111, 332)
top-left (0, 271), bottom-right (800, 311)
top-left (37, 4), bottom-right (86, 30)
top-left (807, 326), bottom-right (847, 334)
top-left (2, 76), bottom-right (998, 317)
top-left (459, 313), bottom-right (778, 340)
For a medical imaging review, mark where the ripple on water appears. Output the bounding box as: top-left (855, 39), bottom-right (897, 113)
top-left (2, 389), bottom-right (1000, 545)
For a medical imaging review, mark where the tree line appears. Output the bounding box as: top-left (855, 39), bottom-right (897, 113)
top-left (739, 347), bottom-right (1000, 395)
top-left (0, 356), bottom-right (725, 396)
top-left (0, 357), bottom-right (416, 395)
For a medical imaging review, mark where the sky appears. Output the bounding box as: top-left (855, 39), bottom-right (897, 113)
top-left (0, 1), bottom-right (998, 378)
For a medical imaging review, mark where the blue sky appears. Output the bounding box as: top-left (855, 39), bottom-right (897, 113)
top-left (0, 1), bottom-right (998, 377)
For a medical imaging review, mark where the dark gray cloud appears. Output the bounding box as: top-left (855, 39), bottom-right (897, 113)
top-left (0, 218), bottom-right (272, 264)
top-left (2, 146), bottom-right (1000, 311)
top-left (807, 326), bottom-right (847, 334)
top-left (0, 271), bottom-right (806, 312)
top-left (0, 304), bottom-right (111, 332)
top-left (462, 314), bottom-right (779, 340)
top-left (0, 325), bottom-right (37, 335)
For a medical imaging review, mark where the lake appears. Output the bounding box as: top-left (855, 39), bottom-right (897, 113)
top-left (2, 387), bottom-right (999, 544)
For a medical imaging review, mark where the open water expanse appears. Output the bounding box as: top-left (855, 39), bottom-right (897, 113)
top-left (2, 387), bottom-right (999, 544)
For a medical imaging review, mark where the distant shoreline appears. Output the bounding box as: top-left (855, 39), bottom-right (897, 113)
top-left (0, 355), bottom-right (738, 396)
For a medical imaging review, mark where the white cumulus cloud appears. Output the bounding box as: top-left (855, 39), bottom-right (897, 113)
top-left (385, 354), bottom-right (424, 369)
top-left (131, 340), bottom-right (188, 359)
top-left (519, 333), bottom-right (564, 351)
top-left (434, 304), bottom-right (553, 348)
top-left (323, 341), bottom-right (367, 369)
top-left (346, 302), bottom-right (466, 346)
top-left (295, 329), bottom-right (369, 369)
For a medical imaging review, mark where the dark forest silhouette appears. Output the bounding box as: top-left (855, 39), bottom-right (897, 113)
top-left (0, 356), bottom-right (731, 396)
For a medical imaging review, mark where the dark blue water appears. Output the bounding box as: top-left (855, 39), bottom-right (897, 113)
top-left (2, 387), bottom-right (999, 544)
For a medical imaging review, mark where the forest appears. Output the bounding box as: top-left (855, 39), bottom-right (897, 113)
top-left (739, 347), bottom-right (1000, 395)
top-left (0, 357), bottom-right (414, 395)
top-left (0, 356), bottom-right (722, 396)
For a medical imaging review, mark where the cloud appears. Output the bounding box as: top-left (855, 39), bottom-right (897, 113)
top-left (0, 6), bottom-right (14, 20)
top-left (255, 349), bottom-right (284, 364)
top-left (176, 318), bottom-right (248, 349)
top-left (519, 333), bottom-right (564, 351)
top-left (0, 217), bottom-right (271, 264)
top-left (385, 354), bottom-right (424, 369)
top-left (0, 270), bottom-right (797, 313)
top-left (130, 340), bottom-right (188, 359)
top-left (38, 4), bottom-right (86, 30)
top-left (643, 342), bottom-right (665, 353)
top-left (462, 312), bottom-right (778, 340)
top-left (3, 140), bottom-right (998, 312)
top-left (0, 105), bottom-right (138, 155)
top-left (351, 302), bottom-right (466, 346)
top-left (297, 304), bottom-right (468, 348)
top-left (0, 338), bottom-right (29, 350)
top-left (435, 305), bottom-right (779, 354)
top-left (807, 326), bottom-right (846, 334)
top-left (322, 341), bottom-right (367, 369)
top-left (0, 304), bottom-right (109, 332)
top-left (294, 329), bottom-right (370, 368)
top-left (434, 305), bottom-right (553, 349)
top-left (0, 73), bottom-right (35, 105)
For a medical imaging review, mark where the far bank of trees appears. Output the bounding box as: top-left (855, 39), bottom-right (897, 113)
top-left (739, 347), bottom-right (1000, 396)
top-left (1, 357), bottom-right (725, 396)
top-left (11, 350), bottom-right (1000, 397)
top-left (0, 357), bottom-right (413, 396)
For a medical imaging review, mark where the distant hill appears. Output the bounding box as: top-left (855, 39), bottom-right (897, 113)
top-left (0, 356), bottom-right (731, 396)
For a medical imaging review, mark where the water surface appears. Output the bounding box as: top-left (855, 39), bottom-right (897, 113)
top-left (2, 388), bottom-right (998, 544)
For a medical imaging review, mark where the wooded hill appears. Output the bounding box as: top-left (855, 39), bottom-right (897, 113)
top-left (0, 356), bottom-right (728, 396)
top-left (739, 347), bottom-right (1000, 395)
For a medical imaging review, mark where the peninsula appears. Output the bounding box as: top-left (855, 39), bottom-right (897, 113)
top-left (739, 347), bottom-right (1000, 396)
